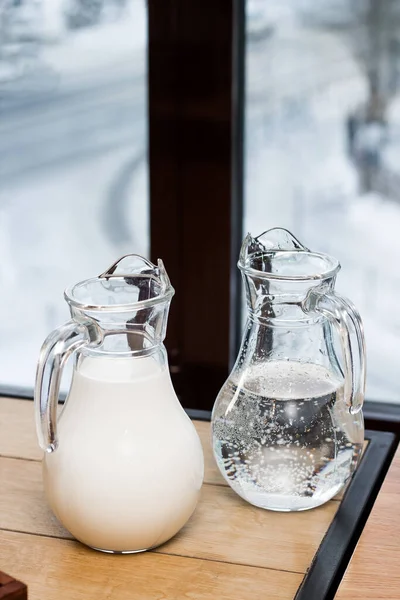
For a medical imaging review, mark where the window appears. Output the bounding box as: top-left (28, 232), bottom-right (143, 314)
top-left (2, 0), bottom-right (399, 426)
top-left (245, 0), bottom-right (400, 403)
top-left (0, 0), bottom-right (148, 390)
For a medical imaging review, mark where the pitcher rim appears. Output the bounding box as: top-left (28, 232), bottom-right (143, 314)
top-left (238, 250), bottom-right (340, 281)
top-left (64, 276), bottom-right (175, 312)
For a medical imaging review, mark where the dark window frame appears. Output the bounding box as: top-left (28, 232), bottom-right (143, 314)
top-left (148, 0), bottom-right (245, 409)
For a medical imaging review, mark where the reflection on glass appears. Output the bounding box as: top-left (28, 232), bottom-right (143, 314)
top-left (0, 0), bottom-right (148, 389)
top-left (245, 0), bottom-right (400, 401)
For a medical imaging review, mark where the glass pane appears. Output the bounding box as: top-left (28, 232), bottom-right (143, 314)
top-left (0, 0), bottom-right (148, 390)
top-left (245, 0), bottom-right (400, 402)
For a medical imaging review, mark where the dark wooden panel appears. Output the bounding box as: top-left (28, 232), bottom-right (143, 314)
top-left (148, 0), bottom-right (245, 408)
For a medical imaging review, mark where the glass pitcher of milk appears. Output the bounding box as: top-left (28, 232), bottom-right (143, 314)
top-left (212, 228), bottom-right (366, 512)
top-left (35, 255), bottom-right (204, 553)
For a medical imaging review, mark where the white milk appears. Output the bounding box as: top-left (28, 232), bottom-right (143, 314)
top-left (43, 354), bottom-right (204, 552)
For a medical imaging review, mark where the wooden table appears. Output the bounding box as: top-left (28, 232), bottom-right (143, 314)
top-left (336, 445), bottom-right (400, 600)
top-left (0, 397), bottom-right (395, 600)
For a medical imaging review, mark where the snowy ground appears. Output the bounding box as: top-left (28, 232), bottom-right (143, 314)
top-left (245, 3), bottom-right (400, 402)
top-left (0, 0), bottom-right (148, 388)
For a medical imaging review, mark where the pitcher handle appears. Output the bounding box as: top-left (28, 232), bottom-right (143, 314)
top-left (34, 320), bottom-right (100, 453)
top-left (309, 292), bottom-right (366, 414)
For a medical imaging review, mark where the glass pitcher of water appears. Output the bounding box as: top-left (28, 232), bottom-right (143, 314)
top-left (35, 255), bottom-right (204, 553)
top-left (212, 228), bottom-right (366, 512)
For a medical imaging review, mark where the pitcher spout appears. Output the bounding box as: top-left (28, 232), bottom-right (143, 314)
top-left (98, 255), bottom-right (172, 295)
top-left (239, 227), bottom-right (309, 269)
top-left (238, 228), bottom-right (340, 321)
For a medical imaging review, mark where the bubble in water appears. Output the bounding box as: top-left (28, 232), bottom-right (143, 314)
top-left (212, 361), bottom-right (363, 511)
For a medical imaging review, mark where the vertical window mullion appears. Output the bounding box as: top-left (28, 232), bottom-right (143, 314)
top-left (148, 0), bottom-right (245, 409)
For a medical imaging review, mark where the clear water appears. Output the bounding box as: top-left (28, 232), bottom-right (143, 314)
top-left (212, 362), bottom-right (363, 511)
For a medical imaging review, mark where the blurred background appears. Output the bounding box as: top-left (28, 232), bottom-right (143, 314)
top-left (0, 0), bottom-right (148, 387)
top-left (1, 0), bottom-right (400, 413)
top-left (245, 0), bottom-right (400, 404)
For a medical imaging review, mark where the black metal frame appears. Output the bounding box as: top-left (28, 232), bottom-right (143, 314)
top-left (363, 401), bottom-right (400, 435)
top-left (230, 0), bottom-right (246, 368)
top-left (185, 408), bottom-right (213, 422)
top-left (0, 385), bottom-right (38, 400)
top-left (295, 429), bottom-right (397, 600)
